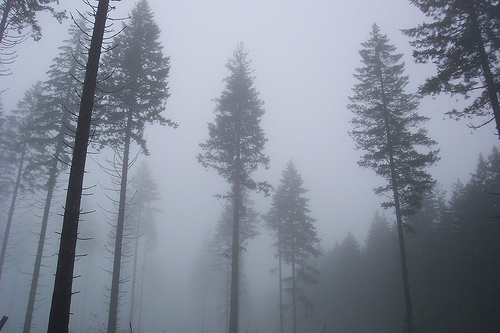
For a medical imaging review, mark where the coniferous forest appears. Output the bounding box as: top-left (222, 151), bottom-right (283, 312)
top-left (0, 1), bottom-right (499, 332)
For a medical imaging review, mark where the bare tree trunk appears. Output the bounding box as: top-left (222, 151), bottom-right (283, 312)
top-left (108, 107), bottom-right (133, 333)
top-left (137, 240), bottom-right (147, 333)
top-left (0, 141), bottom-right (26, 283)
top-left (47, 1), bottom-right (110, 331)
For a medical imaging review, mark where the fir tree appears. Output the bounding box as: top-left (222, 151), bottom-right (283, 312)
top-left (198, 43), bottom-right (269, 333)
top-left (264, 161), bottom-right (320, 333)
top-left (98, 1), bottom-right (174, 331)
top-left (348, 24), bottom-right (439, 333)
top-left (403, 0), bottom-right (500, 136)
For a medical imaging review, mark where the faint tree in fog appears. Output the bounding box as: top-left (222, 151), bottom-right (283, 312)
top-left (264, 160), bottom-right (320, 333)
top-left (198, 43), bottom-right (270, 333)
top-left (0, 0), bottom-right (65, 73)
top-left (128, 161), bottom-right (160, 332)
top-left (47, 1), bottom-right (111, 331)
top-left (0, 82), bottom-right (48, 285)
top-left (22, 20), bottom-right (87, 333)
top-left (98, 1), bottom-right (174, 331)
top-left (348, 24), bottom-right (439, 333)
top-left (403, 0), bottom-right (500, 137)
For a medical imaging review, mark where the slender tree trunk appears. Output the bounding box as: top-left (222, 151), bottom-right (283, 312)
top-left (228, 181), bottom-right (241, 333)
top-left (0, 141), bottom-right (26, 283)
top-left (129, 209), bottom-right (141, 330)
top-left (468, 3), bottom-right (500, 139)
top-left (375, 50), bottom-right (414, 333)
top-left (47, 1), bottom-right (110, 331)
top-left (0, 0), bottom-right (13, 47)
top-left (23, 109), bottom-right (69, 333)
top-left (108, 106), bottom-right (134, 333)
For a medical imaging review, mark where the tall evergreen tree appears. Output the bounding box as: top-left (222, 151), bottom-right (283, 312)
top-left (348, 24), bottom-right (439, 333)
top-left (198, 43), bottom-right (269, 333)
top-left (0, 82), bottom-right (48, 285)
top-left (403, 0), bottom-right (500, 136)
top-left (22, 20), bottom-right (86, 333)
top-left (264, 161), bottom-right (320, 333)
top-left (99, 1), bottom-right (174, 331)
top-left (48, 1), bottom-right (111, 331)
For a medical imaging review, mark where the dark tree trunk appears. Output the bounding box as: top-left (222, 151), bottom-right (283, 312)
top-left (0, 141), bottom-right (26, 283)
top-left (468, 3), bottom-right (500, 139)
top-left (108, 107), bottom-right (133, 333)
top-left (47, 1), bottom-right (109, 331)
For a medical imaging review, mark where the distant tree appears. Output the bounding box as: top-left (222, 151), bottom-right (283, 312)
top-left (348, 24), bottom-right (439, 333)
top-left (198, 43), bottom-right (270, 333)
top-left (0, 0), bottom-right (65, 72)
top-left (0, 82), bottom-right (48, 284)
top-left (264, 161), bottom-right (320, 333)
top-left (98, 1), bottom-right (174, 331)
top-left (22, 20), bottom-right (86, 333)
top-left (128, 162), bottom-right (161, 332)
top-left (403, 0), bottom-right (500, 136)
top-left (47, 1), bottom-right (111, 331)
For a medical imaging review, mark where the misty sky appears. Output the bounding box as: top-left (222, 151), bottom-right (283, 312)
top-left (1, 0), bottom-right (498, 316)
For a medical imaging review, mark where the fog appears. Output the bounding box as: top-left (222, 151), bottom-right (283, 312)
top-left (0, 1), bottom-right (498, 332)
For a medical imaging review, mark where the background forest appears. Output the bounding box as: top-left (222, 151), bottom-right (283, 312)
top-left (0, 0), bottom-right (499, 333)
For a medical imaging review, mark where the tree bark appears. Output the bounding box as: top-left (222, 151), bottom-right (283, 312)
top-left (47, 1), bottom-right (109, 331)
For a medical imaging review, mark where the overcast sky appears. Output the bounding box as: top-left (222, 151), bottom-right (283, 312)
top-left (1, 0), bottom-right (498, 308)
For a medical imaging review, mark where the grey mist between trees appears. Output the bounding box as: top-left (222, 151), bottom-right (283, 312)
top-left (0, 0), bottom-right (499, 333)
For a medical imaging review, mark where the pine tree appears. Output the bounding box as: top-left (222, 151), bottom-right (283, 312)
top-left (348, 24), bottom-right (439, 333)
top-left (99, 1), bottom-right (174, 331)
top-left (0, 82), bottom-right (49, 284)
top-left (403, 0), bottom-right (500, 136)
top-left (264, 161), bottom-right (320, 333)
top-left (47, 1), bottom-right (111, 331)
top-left (198, 43), bottom-right (269, 333)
